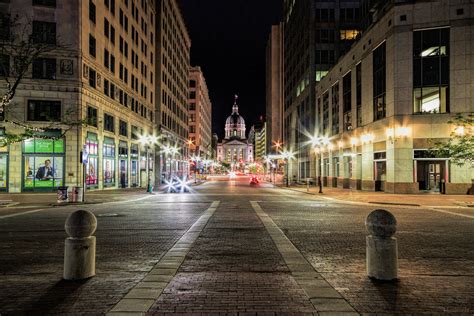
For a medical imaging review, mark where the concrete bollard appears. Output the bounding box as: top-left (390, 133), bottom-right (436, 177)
top-left (365, 209), bottom-right (398, 281)
top-left (63, 210), bottom-right (97, 280)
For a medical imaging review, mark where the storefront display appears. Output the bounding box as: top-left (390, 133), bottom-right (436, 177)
top-left (0, 149), bottom-right (8, 190)
top-left (86, 133), bottom-right (99, 187)
top-left (103, 137), bottom-right (116, 187)
top-left (130, 144), bottom-right (139, 187)
top-left (23, 137), bottom-right (65, 191)
top-left (119, 141), bottom-right (128, 188)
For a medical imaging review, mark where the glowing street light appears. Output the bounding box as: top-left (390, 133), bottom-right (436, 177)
top-left (139, 134), bottom-right (159, 193)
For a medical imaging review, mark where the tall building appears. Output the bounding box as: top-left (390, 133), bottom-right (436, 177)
top-left (253, 121), bottom-right (267, 163)
top-left (188, 66), bottom-right (212, 159)
top-left (0, 0), bottom-right (155, 192)
top-left (265, 23), bottom-right (284, 155)
top-left (314, 0), bottom-right (473, 194)
top-left (283, 0), bottom-right (362, 181)
top-left (154, 0), bottom-right (191, 182)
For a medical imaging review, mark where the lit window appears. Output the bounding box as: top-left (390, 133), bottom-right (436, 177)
top-left (340, 30), bottom-right (360, 41)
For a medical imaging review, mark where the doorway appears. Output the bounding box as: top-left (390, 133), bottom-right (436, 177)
top-left (417, 161), bottom-right (445, 193)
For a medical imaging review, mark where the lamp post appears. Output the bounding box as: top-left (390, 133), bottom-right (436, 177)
top-left (281, 149), bottom-right (295, 187)
top-left (311, 135), bottom-right (329, 194)
top-left (139, 134), bottom-right (158, 193)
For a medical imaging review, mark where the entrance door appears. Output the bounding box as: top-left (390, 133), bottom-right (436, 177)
top-left (120, 159), bottom-right (128, 188)
top-left (417, 161), bottom-right (445, 192)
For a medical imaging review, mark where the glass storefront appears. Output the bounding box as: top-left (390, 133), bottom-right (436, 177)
top-left (119, 141), bottom-right (128, 188)
top-left (130, 144), bottom-right (139, 187)
top-left (103, 137), bottom-right (116, 187)
top-left (0, 150), bottom-right (8, 191)
top-left (23, 137), bottom-right (65, 191)
top-left (86, 133), bottom-right (99, 188)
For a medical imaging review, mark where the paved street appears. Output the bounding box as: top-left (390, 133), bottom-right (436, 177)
top-left (0, 178), bottom-right (473, 315)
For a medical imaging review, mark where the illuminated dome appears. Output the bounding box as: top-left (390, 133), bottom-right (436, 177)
top-left (224, 99), bottom-right (246, 140)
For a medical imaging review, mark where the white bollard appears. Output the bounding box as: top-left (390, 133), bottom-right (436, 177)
top-left (365, 209), bottom-right (398, 281)
top-left (63, 210), bottom-right (97, 280)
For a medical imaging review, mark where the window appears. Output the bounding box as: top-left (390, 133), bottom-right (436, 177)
top-left (343, 71), bottom-right (352, 131)
top-left (322, 92), bottom-right (329, 134)
top-left (87, 106), bottom-right (98, 127)
top-left (331, 83), bottom-right (339, 135)
top-left (110, 0), bottom-right (115, 15)
top-left (413, 28), bottom-right (449, 114)
top-left (340, 30), bottom-right (360, 41)
top-left (27, 100), bottom-right (61, 121)
top-left (189, 102), bottom-right (196, 111)
top-left (104, 113), bottom-right (115, 132)
top-left (131, 126), bottom-right (139, 140)
top-left (189, 79), bottom-right (196, 88)
top-left (32, 0), bottom-right (56, 7)
top-left (110, 26), bottom-right (115, 44)
top-left (104, 49), bottom-right (109, 68)
top-left (110, 54), bottom-right (115, 73)
top-left (316, 71), bottom-right (328, 82)
top-left (373, 42), bottom-right (386, 121)
top-left (189, 91), bottom-right (196, 99)
top-left (89, 68), bottom-right (96, 88)
top-left (119, 120), bottom-right (128, 136)
top-left (316, 29), bottom-right (334, 43)
top-left (89, 0), bottom-right (96, 23)
top-left (104, 18), bottom-right (109, 38)
top-left (32, 58), bottom-right (56, 80)
top-left (356, 63), bottom-right (362, 127)
top-left (89, 34), bottom-right (96, 57)
top-left (0, 55), bottom-right (9, 77)
top-left (104, 79), bottom-right (109, 96)
top-left (32, 21), bottom-right (56, 44)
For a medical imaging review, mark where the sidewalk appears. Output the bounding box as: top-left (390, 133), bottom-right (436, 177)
top-left (0, 180), bottom-right (207, 208)
top-left (276, 184), bottom-right (474, 208)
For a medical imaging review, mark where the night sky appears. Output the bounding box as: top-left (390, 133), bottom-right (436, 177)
top-left (179, 1), bottom-right (282, 139)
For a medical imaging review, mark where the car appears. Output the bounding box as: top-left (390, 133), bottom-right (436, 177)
top-left (249, 175), bottom-right (259, 186)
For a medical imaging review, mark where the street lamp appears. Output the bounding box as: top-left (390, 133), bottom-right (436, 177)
top-left (310, 135), bottom-right (326, 194)
top-left (139, 134), bottom-right (158, 193)
top-left (281, 149), bottom-right (295, 187)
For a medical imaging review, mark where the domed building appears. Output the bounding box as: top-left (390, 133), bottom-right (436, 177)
top-left (217, 97), bottom-right (253, 166)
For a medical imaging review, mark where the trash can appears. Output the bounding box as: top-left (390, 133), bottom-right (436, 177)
top-left (57, 186), bottom-right (69, 203)
top-left (74, 187), bottom-right (84, 202)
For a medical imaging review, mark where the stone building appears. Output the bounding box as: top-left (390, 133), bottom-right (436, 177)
top-left (0, 0), bottom-right (155, 192)
top-left (314, 0), bottom-right (473, 194)
top-left (188, 66), bottom-right (212, 159)
top-left (217, 98), bottom-right (253, 166)
top-left (154, 0), bottom-right (191, 182)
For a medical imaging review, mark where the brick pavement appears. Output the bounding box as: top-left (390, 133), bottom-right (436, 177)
top-left (0, 199), bottom-right (211, 314)
top-left (260, 200), bottom-right (474, 314)
top-left (147, 201), bottom-right (319, 315)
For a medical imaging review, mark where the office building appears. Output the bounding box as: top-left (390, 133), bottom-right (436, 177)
top-left (154, 0), bottom-right (191, 182)
top-left (314, 0), bottom-right (473, 194)
top-left (188, 66), bottom-right (212, 159)
top-left (0, 0), bottom-right (155, 192)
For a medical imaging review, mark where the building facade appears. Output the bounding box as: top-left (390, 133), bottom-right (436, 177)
top-left (265, 23), bottom-right (284, 155)
top-left (188, 66), bottom-right (212, 159)
top-left (0, 0), bottom-right (155, 192)
top-left (283, 0), bottom-right (363, 182)
top-left (249, 121), bottom-right (267, 163)
top-left (314, 0), bottom-right (473, 194)
top-left (217, 99), bottom-right (253, 166)
top-left (154, 0), bottom-right (191, 182)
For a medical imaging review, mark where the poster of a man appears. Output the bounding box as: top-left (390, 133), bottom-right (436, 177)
top-left (35, 159), bottom-right (55, 180)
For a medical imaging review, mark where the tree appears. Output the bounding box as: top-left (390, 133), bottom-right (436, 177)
top-left (0, 13), bottom-right (86, 146)
top-left (430, 114), bottom-right (474, 166)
